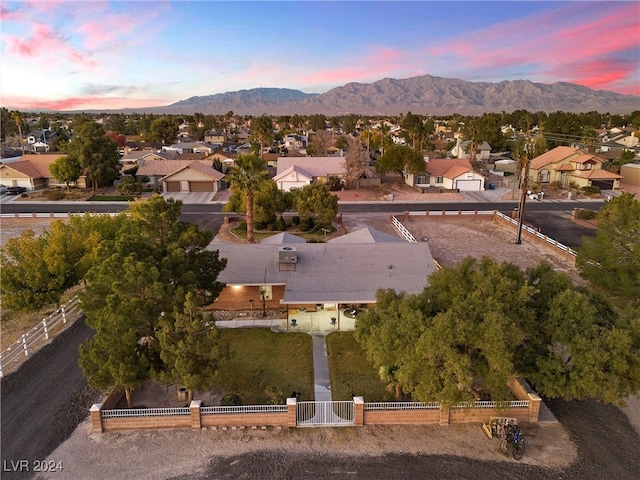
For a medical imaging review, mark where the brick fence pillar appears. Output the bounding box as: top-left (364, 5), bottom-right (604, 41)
top-left (90, 404), bottom-right (103, 434)
top-left (528, 393), bottom-right (542, 422)
top-left (286, 397), bottom-right (297, 428)
top-left (353, 396), bottom-right (364, 426)
top-left (439, 405), bottom-right (450, 426)
top-left (190, 400), bottom-right (202, 429)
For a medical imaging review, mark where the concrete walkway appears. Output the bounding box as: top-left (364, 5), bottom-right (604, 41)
top-left (312, 334), bottom-right (332, 402)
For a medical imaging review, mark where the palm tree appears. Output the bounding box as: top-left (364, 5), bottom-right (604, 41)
top-left (226, 153), bottom-right (268, 243)
top-left (11, 111), bottom-right (24, 153)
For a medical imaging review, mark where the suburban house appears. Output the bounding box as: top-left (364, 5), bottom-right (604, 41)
top-left (208, 227), bottom-right (437, 332)
top-left (273, 156), bottom-right (346, 191)
top-left (597, 131), bottom-right (639, 153)
top-left (209, 150), bottom-right (237, 173)
top-left (162, 141), bottom-right (221, 155)
top-left (204, 130), bottom-right (227, 144)
top-left (26, 129), bottom-right (58, 153)
top-left (282, 134), bottom-right (308, 153)
top-left (0, 153), bottom-right (88, 190)
top-left (136, 159), bottom-right (225, 193)
top-left (528, 146), bottom-right (623, 190)
top-left (119, 150), bottom-right (179, 168)
top-left (405, 157), bottom-right (486, 192)
top-left (620, 163), bottom-right (640, 187)
top-left (448, 138), bottom-right (492, 161)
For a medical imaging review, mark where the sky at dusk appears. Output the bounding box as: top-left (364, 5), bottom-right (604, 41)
top-left (1, 1), bottom-right (639, 111)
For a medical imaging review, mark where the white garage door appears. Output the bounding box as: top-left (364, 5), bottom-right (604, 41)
top-left (455, 179), bottom-right (482, 191)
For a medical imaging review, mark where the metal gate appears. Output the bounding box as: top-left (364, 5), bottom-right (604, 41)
top-left (296, 401), bottom-right (354, 427)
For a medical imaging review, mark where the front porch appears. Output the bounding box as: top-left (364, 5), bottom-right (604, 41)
top-left (212, 303), bottom-right (365, 333)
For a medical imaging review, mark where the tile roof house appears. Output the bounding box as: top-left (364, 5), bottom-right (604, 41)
top-left (528, 146), bottom-right (622, 190)
top-left (405, 157), bottom-right (486, 192)
top-left (209, 227), bottom-right (437, 331)
top-left (273, 156), bottom-right (346, 191)
top-left (136, 159), bottom-right (225, 193)
top-left (0, 153), bottom-right (88, 190)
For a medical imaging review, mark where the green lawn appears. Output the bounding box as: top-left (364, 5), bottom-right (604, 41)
top-left (326, 332), bottom-right (392, 402)
top-left (217, 329), bottom-right (314, 404)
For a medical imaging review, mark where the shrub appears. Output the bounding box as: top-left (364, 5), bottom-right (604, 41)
top-left (267, 223), bottom-right (276, 231)
top-left (264, 386), bottom-right (284, 405)
top-left (298, 222), bottom-right (311, 232)
top-left (549, 181), bottom-right (562, 190)
top-left (292, 216), bottom-right (300, 225)
top-left (576, 209), bottom-right (596, 220)
top-left (581, 186), bottom-right (601, 195)
top-left (236, 221), bottom-right (247, 233)
top-left (276, 216), bottom-right (286, 231)
top-left (45, 190), bottom-right (66, 201)
top-left (326, 176), bottom-right (344, 191)
top-left (306, 217), bottom-right (315, 228)
top-left (221, 393), bottom-right (242, 406)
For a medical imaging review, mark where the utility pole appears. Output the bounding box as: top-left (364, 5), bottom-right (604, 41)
top-left (516, 132), bottom-right (532, 245)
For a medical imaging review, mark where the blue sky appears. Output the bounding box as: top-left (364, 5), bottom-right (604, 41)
top-left (1, 1), bottom-right (638, 111)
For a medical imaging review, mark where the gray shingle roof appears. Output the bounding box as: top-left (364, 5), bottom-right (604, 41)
top-left (211, 237), bottom-right (436, 304)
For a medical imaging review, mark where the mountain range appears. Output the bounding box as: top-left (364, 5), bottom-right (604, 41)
top-left (123, 75), bottom-right (639, 116)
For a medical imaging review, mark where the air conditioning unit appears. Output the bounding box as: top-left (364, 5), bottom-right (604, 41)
top-left (279, 246), bottom-right (298, 264)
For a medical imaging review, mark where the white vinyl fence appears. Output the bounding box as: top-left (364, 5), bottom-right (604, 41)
top-left (0, 295), bottom-right (81, 377)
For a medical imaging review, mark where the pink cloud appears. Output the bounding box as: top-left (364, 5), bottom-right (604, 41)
top-left (427, 3), bottom-right (639, 94)
top-left (294, 47), bottom-right (409, 85)
top-left (6, 22), bottom-right (97, 68)
top-left (77, 14), bottom-right (136, 50)
top-left (2, 95), bottom-right (163, 112)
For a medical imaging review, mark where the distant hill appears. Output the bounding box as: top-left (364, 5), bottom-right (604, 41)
top-left (115, 75), bottom-right (640, 115)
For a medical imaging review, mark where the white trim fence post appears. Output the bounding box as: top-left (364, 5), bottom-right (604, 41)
top-left (61, 306), bottom-right (67, 324)
top-left (43, 318), bottom-right (49, 340)
top-left (22, 334), bottom-right (28, 356)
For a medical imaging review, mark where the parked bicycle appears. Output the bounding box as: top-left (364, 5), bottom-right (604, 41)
top-left (499, 424), bottom-right (525, 460)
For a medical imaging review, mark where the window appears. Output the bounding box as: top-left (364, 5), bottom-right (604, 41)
top-left (538, 169), bottom-right (550, 183)
top-left (436, 176), bottom-right (443, 184)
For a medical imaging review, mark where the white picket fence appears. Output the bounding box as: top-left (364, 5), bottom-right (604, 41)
top-left (0, 295), bottom-right (81, 377)
top-left (494, 211), bottom-right (577, 257)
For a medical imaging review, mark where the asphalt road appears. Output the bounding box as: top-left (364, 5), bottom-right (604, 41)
top-left (0, 320), bottom-right (99, 480)
top-left (0, 200), bottom-right (603, 215)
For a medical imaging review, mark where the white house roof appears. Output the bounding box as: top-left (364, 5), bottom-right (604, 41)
top-left (272, 165), bottom-right (314, 182)
top-left (275, 156), bottom-right (346, 178)
top-left (211, 228), bottom-right (436, 304)
top-left (327, 226), bottom-right (403, 244)
top-left (260, 232), bottom-right (308, 244)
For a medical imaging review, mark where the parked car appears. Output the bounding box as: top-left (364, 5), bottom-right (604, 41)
top-left (6, 186), bottom-right (27, 195)
top-left (0, 184), bottom-right (7, 194)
